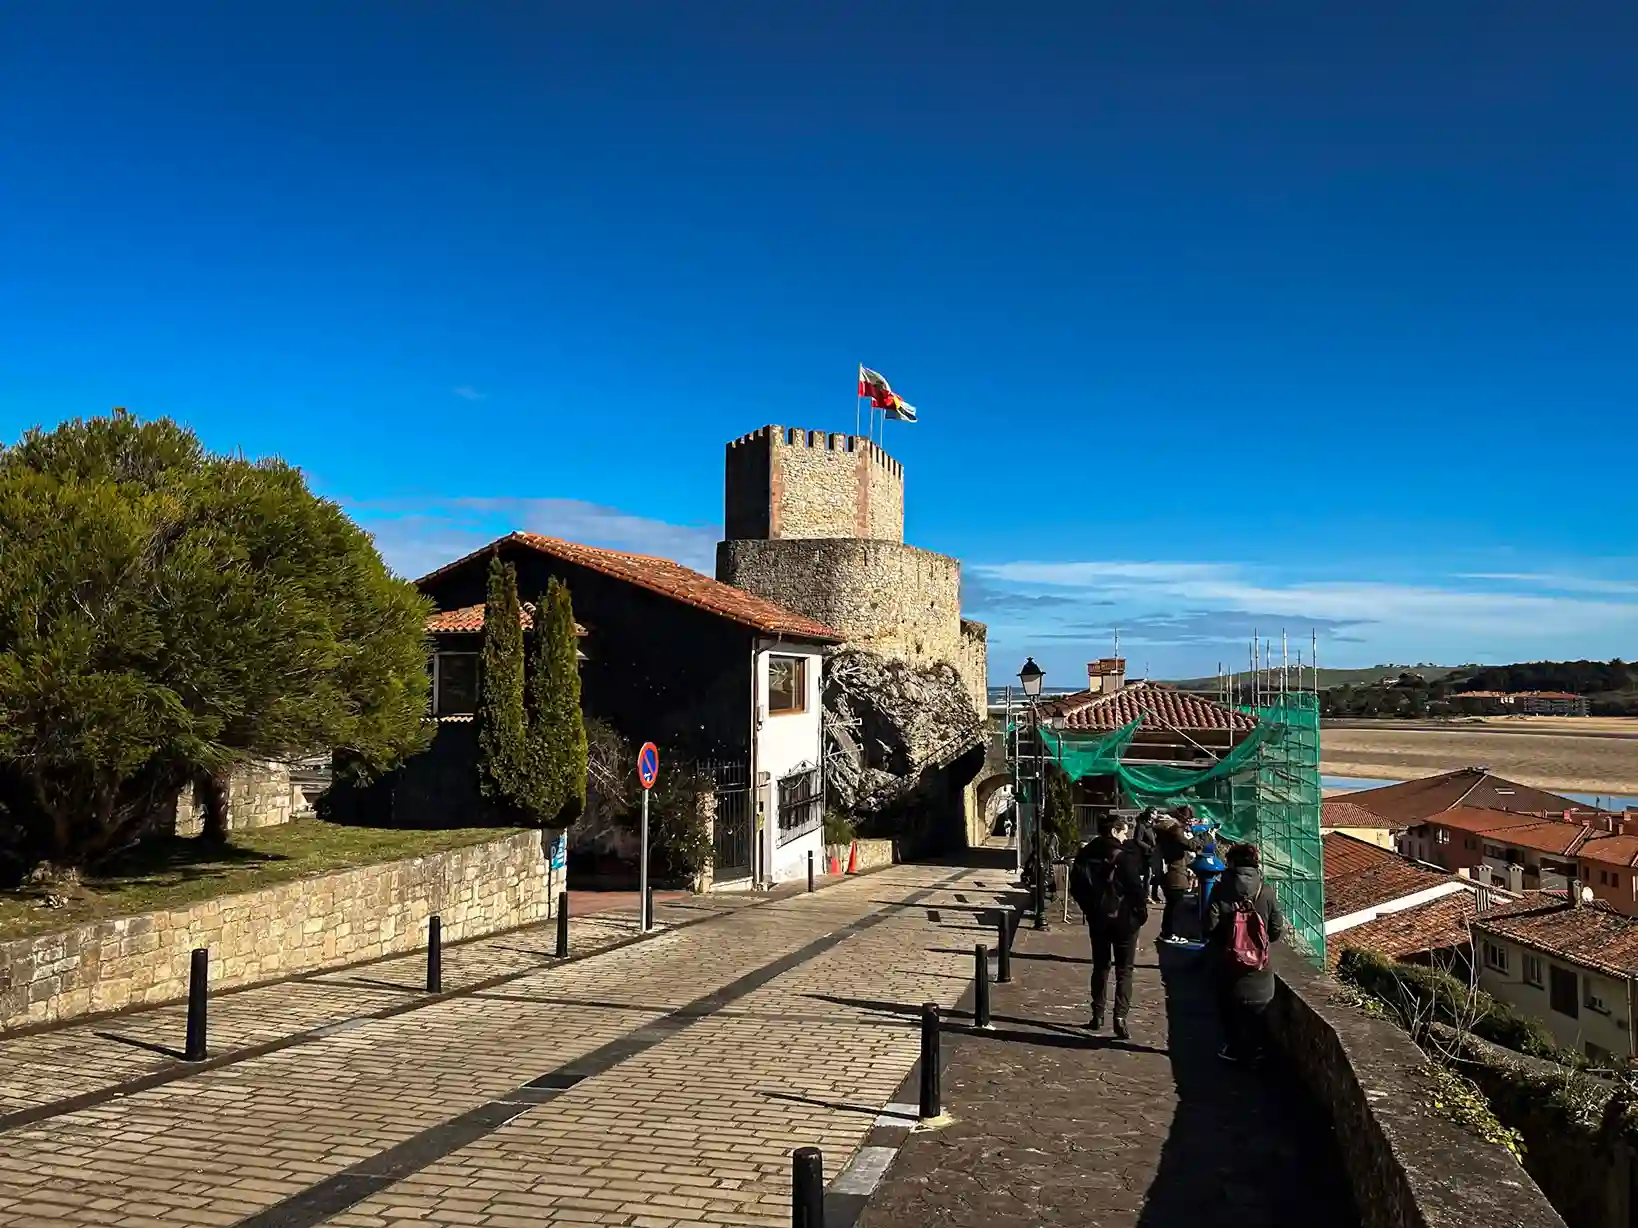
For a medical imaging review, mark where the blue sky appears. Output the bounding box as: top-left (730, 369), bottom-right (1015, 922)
top-left (3, 2), bottom-right (1634, 683)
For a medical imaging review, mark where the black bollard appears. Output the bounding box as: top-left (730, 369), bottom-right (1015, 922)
top-left (918, 1002), bottom-right (941, 1120)
top-left (555, 891), bottom-right (570, 958)
top-left (427, 914), bottom-right (442, 994)
top-left (645, 885), bottom-right (655, 931)
top-left (974, 943), bottom-right (991, 1029)
top-left (792, 1146), bottom-right (825, 1228)
top-left (184, 947), bottom-right (209, 1062)
top-left (807, 849), bottom-right (815, 893)
top-left (995, 914), bottom-right (1012, 984)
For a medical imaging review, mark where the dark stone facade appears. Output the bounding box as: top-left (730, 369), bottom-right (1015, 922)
top-left (422, 542), bottom-right (755, 763)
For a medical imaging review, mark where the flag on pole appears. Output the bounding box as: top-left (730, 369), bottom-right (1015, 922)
top-left (858, 365), bottom-right (918, 423)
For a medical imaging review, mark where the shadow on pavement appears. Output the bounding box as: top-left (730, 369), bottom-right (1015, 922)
top-left (92, 1031), bottom-right (185, 1061)
top-left (1139, 936), bottom-right (1359, 1227)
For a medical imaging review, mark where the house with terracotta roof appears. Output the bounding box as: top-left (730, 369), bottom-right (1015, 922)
top-left (1321, 798), bottom-right (1408, 851)
top-left (1471, 893), bottom-right (1638, 1064)
top-left (414, 532), bottom-right (844, 888)
top-left (1033, 662), bottom-right (1261, 829)
top-left (1350, 766), bottom-right (1606, 830)
top-left (1321, 832), bottom-right (1495, 971)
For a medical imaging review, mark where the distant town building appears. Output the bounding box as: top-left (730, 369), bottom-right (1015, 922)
top-left (1452, 690), bottom-right (1591, 716)
top-left (1471, 893), bottom-right (1638, 1064)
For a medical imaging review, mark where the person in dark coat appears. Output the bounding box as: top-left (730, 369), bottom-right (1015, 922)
top-left (1203, 842), bottom-right (1287, 1063)
top-left (1153, 816), bottom-right (1200, 944)
top-left (1068, 813), bottom-right (1149, 1038)
top-left (1132, 808), bottom-right (1161, 902)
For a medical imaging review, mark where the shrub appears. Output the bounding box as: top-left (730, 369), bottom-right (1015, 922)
top-left (476, 557), bottom-right (529, 823)
top-left (823, 809), bottom-right (857, 848)
top-left (527, 577), bottom-right (586, 827)
top-left (0, 410), bottom-right (431, 874)
top-left (1336, 947), bottom-right (1576, 1064)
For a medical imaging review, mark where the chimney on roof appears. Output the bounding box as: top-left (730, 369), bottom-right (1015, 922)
top-left (1475, 863), bottom-right (1493, 886)
top-left (1088, 658), bottom-right (1126, 695)
top-left (1476, 884), bottom-right (1492, 914)
top-left (1507, 864), bottom-right (1524, 894)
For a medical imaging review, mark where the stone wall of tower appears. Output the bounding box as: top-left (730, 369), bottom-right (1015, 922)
top-left (723, 426), bottom-right (904, 543)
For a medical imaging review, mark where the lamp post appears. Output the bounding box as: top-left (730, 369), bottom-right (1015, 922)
top-left (1018, 657), bottom-right (1047, 932)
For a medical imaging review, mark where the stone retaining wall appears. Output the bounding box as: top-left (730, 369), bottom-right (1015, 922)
top-left (0, 830), bottom-right (549, 1032)
top-left (848, 838), bottom-right (896, 872)
top-left (1268, 945), bottom-right (1567, 1228)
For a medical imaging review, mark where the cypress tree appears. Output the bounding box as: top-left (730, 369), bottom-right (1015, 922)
top-left (476, 555), bottom-right (528, 821)
top-left (527, 576), bottom-right (588, 826)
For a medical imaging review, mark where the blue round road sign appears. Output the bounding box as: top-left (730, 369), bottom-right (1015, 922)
top-left (637, 742), bottom-right (660, 790)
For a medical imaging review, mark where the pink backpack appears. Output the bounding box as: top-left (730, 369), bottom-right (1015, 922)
top-left (1226, 886), bottom-right (1270, 972)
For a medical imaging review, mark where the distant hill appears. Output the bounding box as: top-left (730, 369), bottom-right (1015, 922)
top-left (1166, 664), bottom-right (1468, 691)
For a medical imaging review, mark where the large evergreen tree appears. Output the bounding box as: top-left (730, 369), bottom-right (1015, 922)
top-left (475, 556), bottom-right (529, 823)
top-left (527, 576), bottom-right (587, 827)
top-left (0, 410), bottom-right (432, 874)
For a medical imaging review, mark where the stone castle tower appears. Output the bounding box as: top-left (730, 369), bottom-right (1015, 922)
top-left (715, 426), bottom-right (988, 722)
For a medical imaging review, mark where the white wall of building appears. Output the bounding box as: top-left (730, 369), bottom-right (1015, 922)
top-left (1476, 932), bottom-right (1635, 1062)
top-left (753, 640), bottom-right (826, 885)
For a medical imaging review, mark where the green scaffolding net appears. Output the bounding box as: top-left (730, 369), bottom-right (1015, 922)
top-left (1037, 693), bottom-right (1324, 965)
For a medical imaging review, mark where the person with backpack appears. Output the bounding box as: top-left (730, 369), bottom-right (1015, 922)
top-left (1068, 813), bottom-right (1149, 1039)
top-left (1132, 808), bottom-right (1161, 903)
top-left (1203, 842), bottom-right (1286, 1063)
top-left (1153, 815), bottom-right (1201, 944)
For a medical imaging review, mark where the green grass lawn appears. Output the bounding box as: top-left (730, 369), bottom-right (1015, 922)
top-left (0, 820), bottom-right (527, 944)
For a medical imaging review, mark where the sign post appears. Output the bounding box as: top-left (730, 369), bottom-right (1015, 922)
top-left (637, 742), bottom-right (660, 933)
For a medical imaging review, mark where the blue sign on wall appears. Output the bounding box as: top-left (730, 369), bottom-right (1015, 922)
top-left (549, 832), bottom-right (567, 871)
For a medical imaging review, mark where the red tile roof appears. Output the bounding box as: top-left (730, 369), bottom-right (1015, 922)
top-left (1325, 857), bottom-right (1458, 920)
top-left (426, 603), bottom-right (590, 636)
top-left (1577, 834), bottom-right (1638, 868)
top-left (1348, 768), bottom-right (1605, 824)
top-left (417, 533), bottom-right (842, 643)
top-left (1322, 799), bottom-right (1407, 831)
top-left (1480, 819), bottom-right (1592, 857)
top-left (1473, 898), bottom-right (1638, 978)
top-left (1322, 831), bottom-right (1401, 880)
top-left (1327, 891), bottom-right (1478, 969)
top-left (1424, 806), bottom-right (1555, 837)
top-left (1039, 681), bottom-right (1257, 733)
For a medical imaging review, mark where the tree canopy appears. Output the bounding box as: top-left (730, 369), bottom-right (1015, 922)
top-left (0, 410), bottom-right (433, 874)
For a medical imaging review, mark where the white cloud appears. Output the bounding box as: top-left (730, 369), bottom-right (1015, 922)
top-left (348, 497), bottom-right (720, 580)
top-left (452, 386), bottom-right (488, 401)
top-left (967, 557), bottom-right (1638, 680)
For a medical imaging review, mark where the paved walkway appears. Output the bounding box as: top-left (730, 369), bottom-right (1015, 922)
top-left (0, 890), bottom-right (766, 1123)
top-left (856, 910), bottom-right (1359, 1228)
top-left (0, 865), bottom-right (1011, 1227)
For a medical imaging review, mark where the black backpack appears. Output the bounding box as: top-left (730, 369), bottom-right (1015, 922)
top-left (1071, 845), bottom-right (1130, 925)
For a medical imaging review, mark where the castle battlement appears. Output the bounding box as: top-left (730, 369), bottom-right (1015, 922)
top-left (723, 424), bottom-right (904, 543)
top-left (726, 425), bottom-right (903, 481)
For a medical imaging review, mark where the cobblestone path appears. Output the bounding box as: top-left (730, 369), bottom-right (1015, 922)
top-left (856, 911), bottom-right (1359, 1228)
top-left (0, 865), bottom-right (1006, 1227)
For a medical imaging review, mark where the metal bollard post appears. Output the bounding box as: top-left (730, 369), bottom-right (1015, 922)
top-left (996, 914), bottom-right (1012, 984)
top-left (556, 891), bottom-right (570, 958)
top-left (974, 944), bottom-right (991, 1029)
top-left (426, 914), bottom-right (442, 994)
top-left (645, 885), bottom-right (655, 931)
top-left (918, 1002), bottom-right (941, 1120)
top-left (184, 947), bottom-right (209, 1062)
top-left (792, 1146), bottom-right (825, 1228)
top-left (807, 850), bottom-right (815, 893)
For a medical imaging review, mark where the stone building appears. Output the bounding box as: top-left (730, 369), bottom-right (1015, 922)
top-left (715, 426), bottom-right (989, 844)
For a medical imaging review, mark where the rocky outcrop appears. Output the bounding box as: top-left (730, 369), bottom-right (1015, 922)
top-left (823, 647), bottom-right (985, 818)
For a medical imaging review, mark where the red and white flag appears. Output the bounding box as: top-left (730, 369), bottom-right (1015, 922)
top-left (858, 365), bottom-right (918, 422)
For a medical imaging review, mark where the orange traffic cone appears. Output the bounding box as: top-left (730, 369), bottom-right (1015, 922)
top-left (829, 850), bottom-right (841, 876)
top-left (846, 842), bottom-right (858, 875)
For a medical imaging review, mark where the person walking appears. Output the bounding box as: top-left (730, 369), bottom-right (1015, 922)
top-left (1203, 842), bottom-right (1287, 1063)
top-left (1068, 813), bottom-right (1149, 1039)
top-left (1132, 807), bottom-right (1161, 903)
top-left (1153, 816), bottom-right (1200, 945)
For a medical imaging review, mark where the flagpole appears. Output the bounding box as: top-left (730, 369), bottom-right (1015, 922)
top-left (855, 365), bottom-right (862, 439)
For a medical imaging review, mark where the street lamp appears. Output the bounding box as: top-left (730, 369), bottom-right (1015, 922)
top-left (1018, 658), bottom-right (1048, 930)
